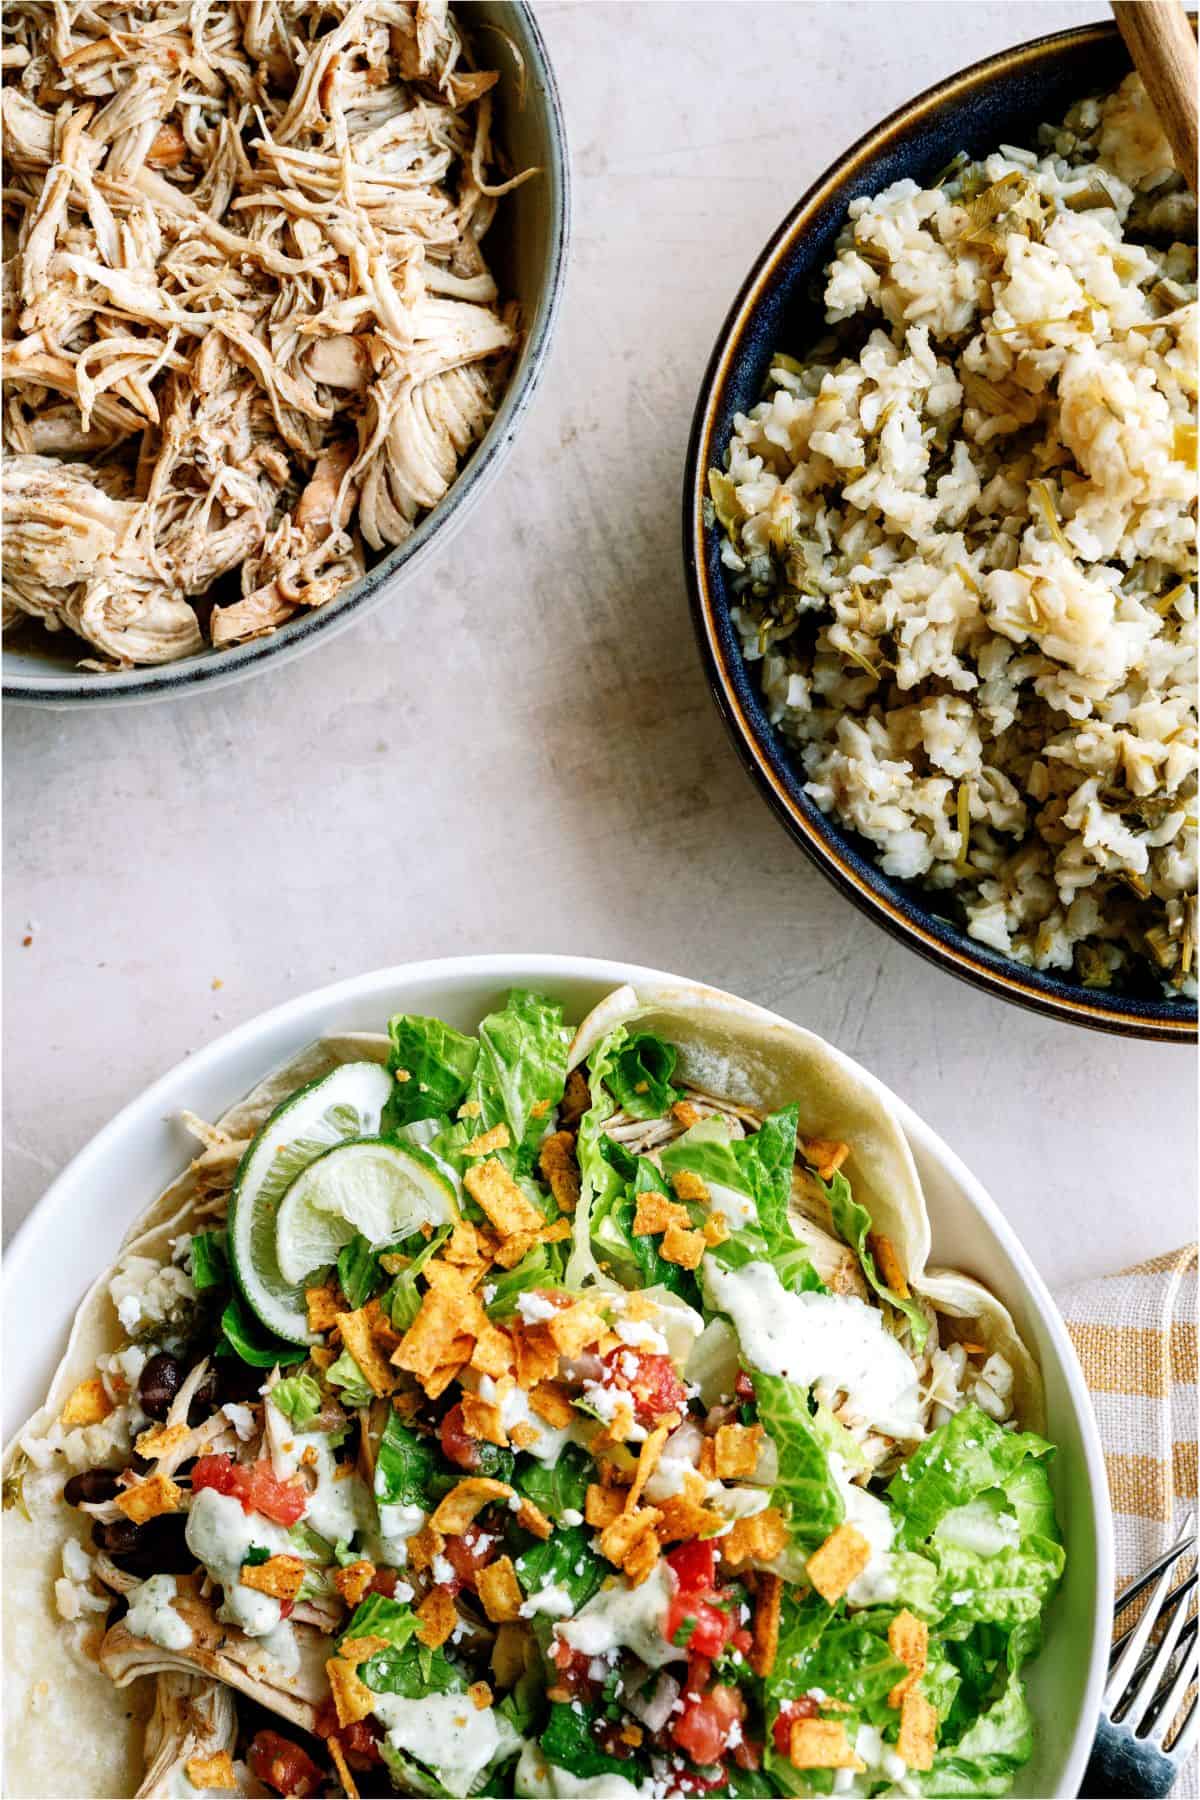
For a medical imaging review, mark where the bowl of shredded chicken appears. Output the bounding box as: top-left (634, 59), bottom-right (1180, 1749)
top-left (1, 0), bottom-right (568, 698)
top-left (688, 30), bottom-right (1196, 1036)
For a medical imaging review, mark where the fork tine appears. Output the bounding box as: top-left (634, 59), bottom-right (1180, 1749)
top-left (1114, 1512), bottom-right (1198, 1620)
top-left (1121, 1576), bottom-right (1195, 1730)
top-left (1145, 1636), bottom-right (1199, 1748)
top-left (1166, 1693), bottom-right (1198, 1764)
top-left (1106, 1517), bottom-right (1197, 1709)
top-left (1111, 1572), bottom-right (1198, 1663)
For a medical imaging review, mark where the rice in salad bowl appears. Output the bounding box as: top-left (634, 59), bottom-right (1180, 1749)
top-left (702, 67), bottom-right (1196, 1021)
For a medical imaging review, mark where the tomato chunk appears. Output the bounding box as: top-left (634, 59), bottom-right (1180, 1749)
top-left (439, 1523), bottom-right (496, 1595)
top-left (667, 1539), bottom-right (718, 1595)
top-left (602, 1347), bottom-right (687, 1423)
top-left (665, 1593), bottom-right (736, 1659)
top-left (671, 1684), bottom-right (743, 1766)
top-left (440, 1402), bottom-right (482, 1472)
top-left (772, 1696), bottom-right (820, 1754)
top-left (191, 1454), bottom-right (308, 1526)
top-left (248, 1729), bottom-right (323, 1797)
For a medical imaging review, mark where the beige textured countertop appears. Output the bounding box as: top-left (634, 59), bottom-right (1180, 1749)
top-left (3, 0), bottom-right (1194, 1284)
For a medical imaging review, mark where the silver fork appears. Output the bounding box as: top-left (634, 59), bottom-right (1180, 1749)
top-left (1082, 1512), bottom-right (1199, 1797)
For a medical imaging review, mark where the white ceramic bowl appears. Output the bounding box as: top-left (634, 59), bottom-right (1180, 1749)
top-left (3, 954), bottom-right (1111, 1795)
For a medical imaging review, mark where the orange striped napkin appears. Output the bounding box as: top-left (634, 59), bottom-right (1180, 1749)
top-left (1056, 1243), bottom-right (1197, 1590)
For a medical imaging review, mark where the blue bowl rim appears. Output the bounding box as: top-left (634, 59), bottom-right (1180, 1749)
top-left (4, 0), bottom-right (571, 708)
top-left (683, 18), bottom-right (1196, 1043)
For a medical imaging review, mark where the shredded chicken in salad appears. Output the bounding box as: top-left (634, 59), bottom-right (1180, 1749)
top-left (1, 0), bottom-right (528, 667)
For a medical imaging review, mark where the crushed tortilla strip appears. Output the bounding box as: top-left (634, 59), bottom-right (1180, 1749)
top-left (491, 1619), bottom-right (528, 1686)
top-left (538, 1130), bottom-right (581, 1211)
top-left (470, 1321), bottom-right (514, 1379)
top-left (393, 1288), bottom-right (471, 1384)
top-left (789, 1718), bottom-right (864, 1771)
top-left (559, 1067), bottom-right (590, 1127)
top-left (702, 1213), bottom-right (730, 1246)
top-left (585, 1483), bottom-right (625, 1528)
top-left (337, 1634), bottom-right (390, 1666)
top-left (339, 1306), bottom-right (400, 1397)
top-left (510, 1421), bottom-right (539, 1451)
top-left (333, 1561), bottom-right (376, 1607)
top-left (661, 1223), bottom-right (706, 1269)
top-left (326, 1737), bottom-right (360, 1800)
top-left (431, 1476), bottom-right (513, 1535)
top-left (591, 1397), bottom-right (639, 1448)
top-left (749, 1572), bottom-right (782, 1677)
top-left (669, 1169), bottom-right (710, 1204)
top-left (632, 1191), bottom-right (690, 1236)
top-left (868, 1232), bottom-right (910, 1298)
top-left (306, 1282), bottom-right (344, 1334)
top-left (807, 1523), bottom-right (872, 1602)
top-left (654, 1482), bottom-right (726, 1545)
top-left (670, 1100), bottom-right (702, 1129)
top-left (801, 1136), bottom-right (850, 1181)
top-left (546, 1297), bottom-right (607, 1358)
top-left (458, 1097), bottom-right (482, 1117)
top-left (461, 1393), bottom-right (509, 1446)
top-left (463, 1158), bottom-right (545, 1237)
top-left (404, 1522), bottom-right (444, 1575)
top-left (898, 1689), bottom-right (937, 1770)
top-left (310, 1345), bottom-right (336, 1371)
top-left (623, 1291), bottom-right (655, 1322)
top-left (530, 1380), bottom-right (575, 1427)
top-left (511, 1322), bottom-right (560, 1388)
top-left (134, 1421), bottom-right (191, 1460)
top-left (415, 1587), bottom-right (457, 1649)
top-left (61, 1378), bottom-right (113, 1428)
top-left (445, 1221), bottom-right (491, 1266)
top-left (517, 1496), bottom-right (553, 1540)
top-left (697, 1437), bottom-right (717, 1480)
top-left (469, 1679), bottom-right (494, 1710)
top-left (185, 1752), bottom-right (237, 1791)
top-left (477, 1554), bottom-right (524, 1622)
top-left (463, 1122), bottom-right (510, 1156)
top-left (599, 1505), bottom-right (662, 1570)
top-left (239, 1554), bottom-right (307, 1600)
top-left (327, 1655), bottom-right (376, 1728)
top-left (721, 1506), bottom-right (789, 1568)
top-left (888, 1609), bottom-right (929, 1707)
top-left (713, 1422), bottom-right (763, 1480)
top-left (624, 1527), bottom-right (662, 1586)
top-left (423, 1354), bottom-right (472, 1400)
top-left (619, 1722), bottom-right (645, 1748)
top-left (363, 1295), bottom-right (403, 1352)
top-left (530, 1098), bottom-right (551, 1119)
top-left (115, 1474), bottom-right (183, 1523)
top-left (625, 1421), bottom-right (671, 1513)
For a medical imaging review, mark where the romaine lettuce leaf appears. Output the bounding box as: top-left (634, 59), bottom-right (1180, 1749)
top-left (515, 1523), bottom-right (606, 1614)
top-left (384, 1015), bottom-right (479, 1128)
top-left (325, 1346), bottom-right (374, 1407)
top-left (887, 1407), bottom-right (1055, 1549)
top-left (604, 1031), bottom-right (683, 1120)
top-left (566, 1029), bottom-right (628, 1288)
top-left (754, 1372), bottom-right (844, 1543)
top-left (825, 1170), bottom-right (928, 1351)
top-left (660, 1105), bottom-right (799, 1232)
top-left (375, 1411), bottom-right (439, 1510)
top-left (515, 1444), bottom-right (591, 1523)
top-left (921, 1669), bottom-right (1034, 1795)
top-left (341, 1592), bottom-right (420, 1652)
top-left (590, 1154), bottom-right (701, 1304)
top-left (470, 989), bottom-right (571, 1170)
top-left (270, 1373), bottom-right (321, 1428)
top-left (337, 1232), bottom-right (385, 1309)
top-left (190, 1229), bottom-right (228, 1294)
top-left (932, 1541), bottom-right (1065, 1631)
top-left (539, 1703), bottom-right (633, 1782)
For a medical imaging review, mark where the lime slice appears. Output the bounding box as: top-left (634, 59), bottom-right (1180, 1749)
top-left (228, 1061), bottom-right (394, 1344)
top-left (276, 1139), bottom-right (458, 1286)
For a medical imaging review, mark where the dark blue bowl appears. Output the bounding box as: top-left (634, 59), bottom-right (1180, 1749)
top-left (684, 21), bottom-right (1196, 1043)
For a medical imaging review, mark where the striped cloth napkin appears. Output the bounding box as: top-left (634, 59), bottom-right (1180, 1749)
top-left (1055, 1243), bottom-right (1198, 1794)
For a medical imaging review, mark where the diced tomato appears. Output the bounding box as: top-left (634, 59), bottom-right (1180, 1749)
top-left (338, 1719), bottom-right (383, 1770)
top-left (671, 1685), bottom-right (744, 1766)
top-left (731, 1626), bottom-right (752, 1657)
top-left (666, 1539), bottom-right (717, 1595)
top-left (732, 1735), bottom-right (762, 1772)
top-left (549, 1636), bottom-right (599, 1699)
top-left (665, 1593), bottom-right (737, 1660)
top-left (278, 1598), bottom-right (294, 1620)
top-left (440, 1402), bottom-right (482, 1472)
top-left (771, 1696), bottom-right (820, 1755)
top-left (247, 1729), bottom-right (323, 1797)
top-left (734, 1371), bottom-right (756, 1404)
top-left (191, 1454), bottom-right (308, 1526)
top-left (602, 1347), bottom-right (689, 1423)
top-left (684, 1654), bottom-right (712, 1695)
top-left (369, 1566), bottom-right (400, 1598)
top-left (439, 1524), bottom-right (495, 1595)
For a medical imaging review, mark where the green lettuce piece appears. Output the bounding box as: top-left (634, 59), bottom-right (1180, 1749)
top-left (384, 1015), bottom-right (479, 1128)
top-left (888, 1407), bottom-right (1056, 1549)
top-left (485, 1242), bottom-right (561, 1318)
top-left (603, 1032), bottom-right (682, 1120)
top-left (270, 1374), bottom-right (321, 1428)
top-left (382, 1224), bottom-right (453, 1330)
top-left (540, 1703), bottom-right (633, 1783)
top-left (567, 1029), bottom-right (629, 1288)
top-left (470, 989), bottom-right (571, 1170)
top-left (933, 1541), bottom-right (1065, 1631)
top-left (922, 1670), bottom-right (1035, 1795)
top-left (515, 1444), bottom-right (591, 1523)
top-left (218, 1292), bottom-right (305, 1369)
top-left (515, 1524), bottom-right (606, 1614)
top-left (378, 1746), bottom-right (450, 1799)
top-left (709, 1224), bottom-right (821, 1297)
top-left (660, 1106), bottom-right (799, 1231)
top-left (754, 1372), bottom-right (844, 1543)
top-left (337, 1233), bottom-right (384, 1310)
top-left (375, 1412), bottom-right (439, 1510)
top-left (591, 1153), bottom-right (700, 1303)
top-left (190, 1229), bottom-right (228, 1294)
top-left (825, 1170), bottom-right (929, 1350)
top-left (325, 1347), bottom-right (374, 1407)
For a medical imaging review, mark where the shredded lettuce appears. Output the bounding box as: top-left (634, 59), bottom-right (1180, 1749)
top-left (825, 1170), bottom-right (929, 1350)
top-left (515, 1444), bottom-right (591, 1523)
top-left (375, 1411), bottom-right (439, 1510)
top-left (325, 1347), bottom-right (374, 1407)
top-left (270, 1373), bottom-right (321, 1428)
top-left (603, 1031), bottom-right (682, 1120)
top-left (384, 1015), bottom-right (479, 1128)
top-left (754, 1372), bottom-right (844, 1542)
top-left (539, 1703), bottom-right (633, 1782)
top-left (887, 1407), bottom-right (1056, 1549)
top-left (566, 1029), bottom-right (627, 1289)
top-left (336, 1233), bottom-right (385, 1309)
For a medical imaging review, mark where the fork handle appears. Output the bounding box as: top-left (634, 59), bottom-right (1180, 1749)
top-left (1082, 1717), bottom-right (1180, 1796)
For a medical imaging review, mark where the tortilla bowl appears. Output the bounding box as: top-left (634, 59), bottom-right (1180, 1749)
top-left (2, 954), bottom-right (1111, 1796)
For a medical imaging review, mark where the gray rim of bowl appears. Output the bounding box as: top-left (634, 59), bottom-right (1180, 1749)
top-left (4, 0), bottom-right (571, 706)
top-left (683, 19), bottom-right (1196, 1044)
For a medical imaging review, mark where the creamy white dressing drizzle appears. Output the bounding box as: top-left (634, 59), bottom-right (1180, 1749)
top-left (371, 1691), bottom-right (513, 1790)
top-left (184, 1488), bottom-right (294, 1638)
top-left (124, 1573), bottom-right (193, 1651)
top-left (560, 1564), bottom-right (680, 1668)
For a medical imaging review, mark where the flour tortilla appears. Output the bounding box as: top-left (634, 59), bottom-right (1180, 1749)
top-left (569, 981), bottom-right (1044, 1430)
top-left (2, 1032), bottom-right (388, 1800)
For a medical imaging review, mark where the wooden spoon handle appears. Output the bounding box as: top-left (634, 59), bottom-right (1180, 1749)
top-left (1111, 0), bottom-right (1198, 193)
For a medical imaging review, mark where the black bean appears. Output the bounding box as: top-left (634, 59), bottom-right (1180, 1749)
top-left (93, 1517), bottom-right (140, 1558)
top-left (214, 1358), bottom-right (262, 1405)
top-left (94, 1512), bottom-right (194, 1577)
top-left (187, 1368), bottom-right (220, 1426)
top-left (63, 1467), bottom-right (120, 1506)
top-left (138, 1352), bottom-right (182, 1419)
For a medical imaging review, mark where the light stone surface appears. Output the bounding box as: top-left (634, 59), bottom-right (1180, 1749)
top-left (3, 1), bottom-right (1194, 1286)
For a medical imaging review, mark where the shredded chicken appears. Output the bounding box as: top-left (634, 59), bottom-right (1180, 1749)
top-left (1, 1), bottom-right (527, 667)
top-left (137, 1673), bottom-right (238, 1800)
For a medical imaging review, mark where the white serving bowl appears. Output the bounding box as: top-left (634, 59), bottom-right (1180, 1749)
top-left (3, 954), bottom-right (1111, 1795)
